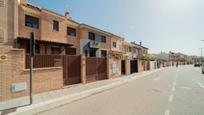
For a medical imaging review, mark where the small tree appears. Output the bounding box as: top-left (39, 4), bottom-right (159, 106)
top-left (141, 54), bottom-right (156, 61)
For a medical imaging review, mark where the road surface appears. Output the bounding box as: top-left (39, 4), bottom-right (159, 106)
top-left (38, 66), bottom-right (204, 115)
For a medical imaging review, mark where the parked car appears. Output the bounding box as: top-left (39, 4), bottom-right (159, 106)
top-left (202, 65), bottom-right (204, 74)
top-left (194, 63), bottom-right (202, 67)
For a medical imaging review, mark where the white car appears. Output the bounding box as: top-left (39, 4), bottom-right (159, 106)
top-left (202, 65), bottom-right (204, 74)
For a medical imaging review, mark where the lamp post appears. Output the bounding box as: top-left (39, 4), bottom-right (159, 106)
top-left (29, 32), bottom-right (35, 105)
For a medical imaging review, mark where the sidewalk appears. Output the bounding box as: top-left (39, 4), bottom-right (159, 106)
top-left (2, 68), bottom-right (164, 115)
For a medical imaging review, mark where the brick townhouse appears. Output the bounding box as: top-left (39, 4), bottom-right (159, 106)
top-left (79, 24), bottom-right (111, 58)
top-left (109, 34), bottom-right (127, 78)
top-left (129, 42), bottom-right (149, 72)
top-left (16, 2), bottom-right (80, 56)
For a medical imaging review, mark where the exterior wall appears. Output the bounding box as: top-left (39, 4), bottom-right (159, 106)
top-left (0, 0), bottom-right (18, 45)
top-left (108, 58), bottom-right (121, 79)
top-left (149, 61), bottom-right (157, 70)
top-left (111, 35), bottom-right (124, 52)
top-left (0, 45), bottom-right (63, 102)
top-left (18, 5), bottom-right (41, 40)
top-left (138, 60), bottom-right (149, 72)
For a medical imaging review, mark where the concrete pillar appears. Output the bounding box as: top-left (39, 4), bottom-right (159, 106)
top-left (106, 57), bottom-right (111, 79)
top-left (0, 0), bottom-right (19, 45)
top-left (81, 55), bottom-right (86, 84)
top-left (125, 59), bottom-right (130, 75)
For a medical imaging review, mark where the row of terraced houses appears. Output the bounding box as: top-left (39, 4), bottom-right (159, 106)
top-left (0, 0), bottom-right (188, 103)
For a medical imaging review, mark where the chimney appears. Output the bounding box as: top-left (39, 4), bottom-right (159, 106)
top-left (18, 0), bottom-right (27, 4)
top-left (65, 11), bottom-right (70, 19)
top-left (139, 41), bottom-right (142, 46)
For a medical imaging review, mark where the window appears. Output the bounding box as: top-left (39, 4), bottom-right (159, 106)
top-left (25, 15), bottom-right (39, 29)
top-left (101, 36), bottom-right (106, 43)
top-left (26, 44), bottom-right (40, 54)
top-left (112, 42), bottom-right (117, 48)
top-left (89, 48), bottom-right (96, 57)
top-left (89, 32), bottom-right (95, 41)
top-left (66, 48), bottom-right (76, 55)
top-left (67, 27), bottom-right (76, 37)
top-left (53, 20), bottom-right (59, 31)
top-left (51, 47), bottom-right (61, 54)
top-left (89, 32), bottom-right (106, 43)
top-left (101, 50), bottom-right (107, 57)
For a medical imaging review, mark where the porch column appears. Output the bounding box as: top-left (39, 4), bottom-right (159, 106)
top-left (81, 55), bottom-right (86, 84)
top-left (106, 57), bottom-right (111, 79)
top-left (125, 59), bottom-right (130, 75)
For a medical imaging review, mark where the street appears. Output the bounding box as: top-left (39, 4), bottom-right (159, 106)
top-left (38, 66), bottom-right (204, 115)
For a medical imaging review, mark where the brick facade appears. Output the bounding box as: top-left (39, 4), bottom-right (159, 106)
top-left (0, 45), bottom-right (63, 102)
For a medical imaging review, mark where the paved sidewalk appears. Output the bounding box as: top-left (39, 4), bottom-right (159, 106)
top-left (2, 68), bottom-right (164, 115)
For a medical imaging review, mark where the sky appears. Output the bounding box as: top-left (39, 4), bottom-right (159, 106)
top-left (28, 0), bottom-right (204, 56)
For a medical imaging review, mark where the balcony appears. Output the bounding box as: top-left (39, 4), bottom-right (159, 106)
top-left (89, 40), bottom-right (101, 49)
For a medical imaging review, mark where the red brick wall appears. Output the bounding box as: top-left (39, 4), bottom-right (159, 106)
top-left (138, 60), bottom-right (149, 72)
top-left (0, 45), bottom-right (63, 102)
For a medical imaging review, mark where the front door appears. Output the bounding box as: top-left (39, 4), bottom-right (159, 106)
top-left (121, 60), bottom-right (126, 75)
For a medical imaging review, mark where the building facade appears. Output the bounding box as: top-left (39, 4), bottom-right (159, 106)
top-left (16, 2), bottom-right (80, 55)
top-left (79, 24), bottom-right (111, 57)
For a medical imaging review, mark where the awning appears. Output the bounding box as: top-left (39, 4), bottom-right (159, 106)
top-left (16, 37), bottom-right (73, 46)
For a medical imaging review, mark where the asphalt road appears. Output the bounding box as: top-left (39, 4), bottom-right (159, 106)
top-left (38, 66), bottom-right (204, 115)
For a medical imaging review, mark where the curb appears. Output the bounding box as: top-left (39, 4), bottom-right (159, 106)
top-left (9, 68), bottom-right (164, 115)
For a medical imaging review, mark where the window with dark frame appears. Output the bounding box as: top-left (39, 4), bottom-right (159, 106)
top-left (25, 15), bottom-right (39, 29)
top-left (53, 20), bottom-right (59, 31)
top-left (66, 48), bottom-right (76, 55)
top-left (67, 27), bottom-right (76, 37)
top-left (112, 41), bottom-right (117, 48)
top-left (101, 36), bottom-right (106, 43)
top-left (89, 32), bottom-right (106, 43)
top-left (101, 50), bottom-right (107, 57)
top-left (89, 32), bottom-right (95, 41)
top-left (51, 47), bottom-right (61, 54)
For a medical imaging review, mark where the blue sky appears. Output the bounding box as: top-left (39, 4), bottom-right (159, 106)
top-left (28, 0), bottom-right (204, 56)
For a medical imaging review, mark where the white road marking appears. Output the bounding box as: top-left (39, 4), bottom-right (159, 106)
top-left (172, 70), bottom-right (178, 86)
top-left (197, 82), bottom-right (204, 89)
top-left (168, 94), bottom-right (174, 102)
top-left (165, 109), bottom-right (170, 115)
top-left (171, 87), bottom-right (175, 91)
top-left (154, 77), bottom-right (161, 81)
top-left (180, 87), bottom-right (192, 90)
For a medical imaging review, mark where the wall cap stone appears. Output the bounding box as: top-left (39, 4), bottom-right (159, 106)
top-left (23, 67), bottom-right (63, 72)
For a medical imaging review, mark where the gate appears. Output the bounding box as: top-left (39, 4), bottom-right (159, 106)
top-left (130, 60), bottom-right (138, 73)
top-left (86, 57), bottom-right (108, 83)
top-left (63, 55), bottom-right (81, 85)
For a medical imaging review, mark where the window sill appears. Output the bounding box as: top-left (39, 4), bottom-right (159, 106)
top-left (52, 30), bottom-right (59, 32)
top-left (67, 35), bottom-right (76, 38)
